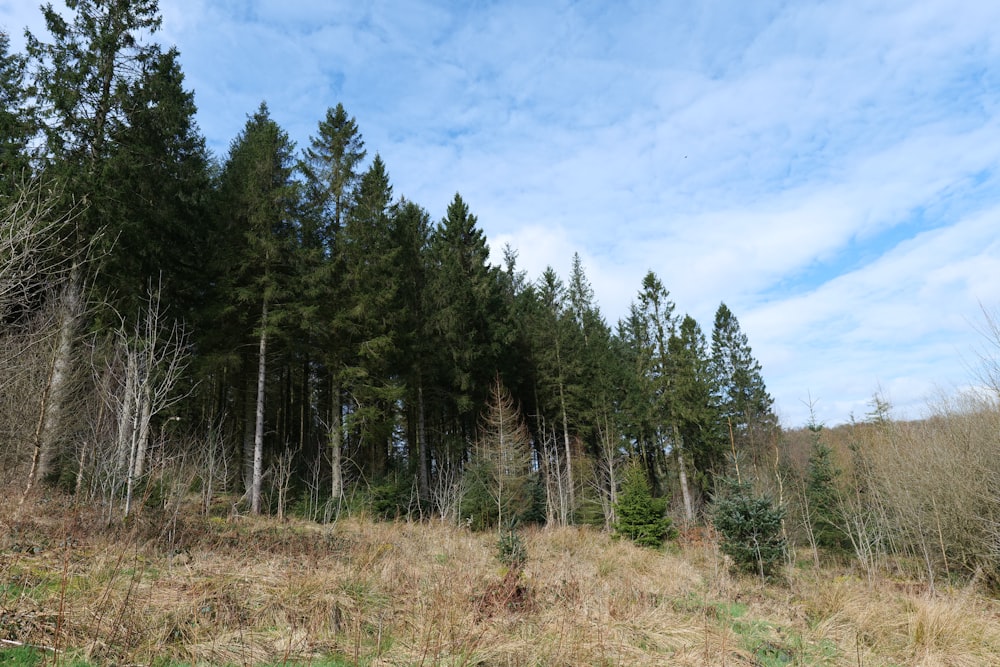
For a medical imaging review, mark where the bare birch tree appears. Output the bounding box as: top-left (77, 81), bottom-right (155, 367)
top-left (107, 284), bottom-right (191, 518)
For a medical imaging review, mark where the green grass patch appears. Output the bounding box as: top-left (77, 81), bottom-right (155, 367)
top-left (0, 646), bottom-right (93, 667)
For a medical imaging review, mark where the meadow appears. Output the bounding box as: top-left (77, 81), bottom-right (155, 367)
top-left (3, 494), bottom-right (999, 667)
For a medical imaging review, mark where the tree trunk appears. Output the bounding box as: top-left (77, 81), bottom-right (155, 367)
top-left (673, 424), bottom-right (694, 523)
top-left (417, 383), bottom-right (429, 500)
top-left (251, 301), bottom-right (268, 514)
top-left (134, 383), bottom-right (152, 479)
top-left (558, 385), bottom-right (575, 520)
top-left (329, 376), bottom-right (343, 501)
top-left (36, 264), bottom-right (83, 484)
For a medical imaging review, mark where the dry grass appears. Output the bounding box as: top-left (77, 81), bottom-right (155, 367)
top-left (2, 495), bottom-right (1000, 666)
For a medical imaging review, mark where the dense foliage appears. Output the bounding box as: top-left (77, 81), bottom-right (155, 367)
top-left (613, 464), bottom-right (676, 548)
top-left (712, 478), bottom-right (787, 578)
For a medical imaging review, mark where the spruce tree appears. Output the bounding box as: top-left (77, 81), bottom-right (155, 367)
top-left (0, 31), bottom-right (33, 194)
top-left (614, 463), bottom-right (675, 548)
top-left (298, 103), bottom-right (366, 502)
top-left (804, 421), bottom-right (849, 552)
top-left (711, 303), bottom-right (779, 469)
top-left (340, 155), bottom-right (401, 479)
top-left (712, 477), bottom-right (787, 578)
top-left (427, 194), bottom-right (501, 436)
top-left (214, 102), bottom-right (299, 513)
top-left (667, 315), bottom-right (726, 498)
top-left (531, 267), bottom-right (584, 524)
top-left (99, 47), bottom-right (212, 321)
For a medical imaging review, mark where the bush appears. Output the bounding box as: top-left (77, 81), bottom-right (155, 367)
top-left (613, 464), bottom-right (676, 548)
top-left (497, 529), bottom-right (527, 571)
top-left (712, 477), bottom-right (786, 578)
top-left (369, 476), bottom-right (418, 520)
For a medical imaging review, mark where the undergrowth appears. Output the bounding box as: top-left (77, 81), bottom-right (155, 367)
top-left (2, 492), bottom-right (1000, 666)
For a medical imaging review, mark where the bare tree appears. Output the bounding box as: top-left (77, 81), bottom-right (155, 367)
top-left (4, 178), bottom-right (83, 500)
top-left (0, 178), bottom-right (73, 323)
top-left (472, 378), bottom-right (533, 530)
top-left (106, 284), bottom-right (191, 518)
top-left (594, 418), bottom-right (623, 530)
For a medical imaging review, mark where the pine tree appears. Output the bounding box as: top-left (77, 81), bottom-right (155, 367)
top-left (0, 31), bottom-right (34, 194)
top-left (614, 463), bottom-right (675, 548)
top-left (711, 303), bottom-right (778, 470)
top-left (214, 102), bottom-right (299, 514)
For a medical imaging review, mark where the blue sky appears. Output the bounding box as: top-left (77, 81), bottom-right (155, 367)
top-left (4, 0), bottom-right (1000, 427)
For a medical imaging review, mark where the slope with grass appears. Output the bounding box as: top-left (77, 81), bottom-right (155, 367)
top-left (2, 496), bottom-right (1000, 666)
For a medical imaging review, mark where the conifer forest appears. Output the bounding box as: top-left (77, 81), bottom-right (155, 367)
top-left (5, 9), bottom-right (1000, 664)
top-left (1, 0), bottom-right (782, 527)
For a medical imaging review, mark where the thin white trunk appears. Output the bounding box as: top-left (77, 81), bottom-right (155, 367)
top-left (251, 301), bottom-right (268, 515)
top-left (134, 383), bottom-right (152, 478)
top-left (36, 264), bottom-right (82, 482)
top-left (329, 377), bottom-right (343, 501)
top-left (560, 391), bottom-right (574, 519)
top-left (116, 351), bottom-right (137, 472)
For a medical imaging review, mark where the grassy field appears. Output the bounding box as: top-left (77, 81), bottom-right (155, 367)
top-left (2, 496), bottom-right (999, 666)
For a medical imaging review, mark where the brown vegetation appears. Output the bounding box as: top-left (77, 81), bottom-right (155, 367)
top-left (3, 492), bottom-right (1000, 666)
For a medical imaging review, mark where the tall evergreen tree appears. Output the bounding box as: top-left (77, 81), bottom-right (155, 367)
top-left (298, 103), bottom-right (366, 501)
top-left (617, 302), bottom-right (661, 486)
top-left (710, 303), bottom-right (778, 470)
top-left (390, 199), bottom-right (433, 496)
top-left (637, 272), bottom-right (686, 503)
top-left (214, 102), bottom-right (299, 514)
top-left (667, 315), bottom-right (726, 499)
top-left (340, 155), bottom-right (400, 479)
top-left (99, 47), bottom-right (212, 321)
top-left (531, 267), bottom-right (583, 524)
top-left (427, 194), bottom-right (501, 437)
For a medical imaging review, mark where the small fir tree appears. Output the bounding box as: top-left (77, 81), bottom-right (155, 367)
top-left (805, 434), bottom-right (850, 552)
top-left (712, 478), bottom-right (786, 578)
top-left (613, 464), bottom-right (676, 548)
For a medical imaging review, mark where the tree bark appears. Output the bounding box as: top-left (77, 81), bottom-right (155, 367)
top-left (417, 383), bottom-right (429, 500)
top-left (329, 376), bottom-right (343, 501)
top-left (36, 263), bottom-right (83, 484)
top-left (251, 300), bottom-right (268, 514)
top-left (673, 424), bottom-right (694, 523)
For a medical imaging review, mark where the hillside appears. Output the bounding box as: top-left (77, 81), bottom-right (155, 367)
top-left (3, 494), bottom-right (1000, 666)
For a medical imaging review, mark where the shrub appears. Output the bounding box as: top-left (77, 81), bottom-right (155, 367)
top-left (613, 464), bottom-right (676, 548)
top-left (712, 477), bottom-right (786, 578)
top-left (497, 529), bottom-right (527, 571)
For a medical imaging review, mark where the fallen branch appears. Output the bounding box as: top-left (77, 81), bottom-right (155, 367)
top-left (0, 637), bottom-right (60, 653)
